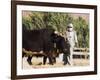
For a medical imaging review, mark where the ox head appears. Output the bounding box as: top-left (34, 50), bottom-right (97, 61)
top-left (51, 32), bottom-right (70, 56)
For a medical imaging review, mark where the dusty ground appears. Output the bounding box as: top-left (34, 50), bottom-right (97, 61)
top-left (22, 54), bottom-right (89, 69)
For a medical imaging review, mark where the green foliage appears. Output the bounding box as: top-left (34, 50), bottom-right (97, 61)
top-left (73, 17), bottom-right (89, 48)
top-left (22, 12), bottom-right (89, 48)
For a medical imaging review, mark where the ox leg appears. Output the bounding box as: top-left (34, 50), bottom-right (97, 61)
top-left (22, 52), bottom-right (26, 58)
top-left (27, 56), bottom-right (32, 65)
top-left (48, 58), bottom-right (53, 65)
top-left (63, 54), bottom-right (70, 65)
top-left (43, 56), bottom-right (47, 65)
top-left (48, 56), bottom-right (54, 65)
top-left (53, 57), bottom-right (56, 63)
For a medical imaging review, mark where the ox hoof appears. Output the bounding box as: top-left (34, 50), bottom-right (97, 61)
top-left (27, 59), bottom-right (32, 65)
top-left (63, 63), bottom-right (67, 65)
top-left (63, 62), bottom-right (70, 65)
top-left (28, 61), bottom-right (32, 65)
top-left (48, 63), bottom-right (54, 65)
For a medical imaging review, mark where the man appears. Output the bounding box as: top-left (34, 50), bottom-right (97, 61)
top-left (63, 23), bottom-right (78, 65)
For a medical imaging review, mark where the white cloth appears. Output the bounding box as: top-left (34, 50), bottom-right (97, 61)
top-left (65, 30), bottom-right (78, 65)
top-left (66, 30), bottom-right (78, 47)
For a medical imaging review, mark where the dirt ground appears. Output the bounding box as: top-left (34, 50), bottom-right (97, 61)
top-left (22, 54), bottom-right (89, 69)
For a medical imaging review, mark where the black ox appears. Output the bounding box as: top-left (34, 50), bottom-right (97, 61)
top-left (22, 27), bottom-right (70, 65)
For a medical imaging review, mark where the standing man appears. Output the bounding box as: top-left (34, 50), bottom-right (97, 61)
top-left (63, 23), bottom-right (78, 65)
